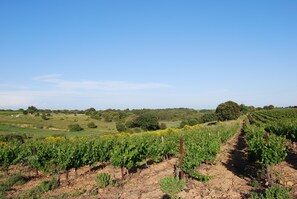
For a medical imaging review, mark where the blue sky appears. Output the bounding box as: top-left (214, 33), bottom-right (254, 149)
top-left (0, 1), bottom-right (296, 110)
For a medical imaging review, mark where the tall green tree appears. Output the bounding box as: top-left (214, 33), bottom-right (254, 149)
top-left (216, 101), bottom-right (241, 121)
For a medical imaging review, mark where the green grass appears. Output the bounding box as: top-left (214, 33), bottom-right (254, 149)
top-left (18, 176), bottom-right (59, 199)
top-left (0, 173), bottom-right (30, 198)
top-left (0, 113), bottom-right (118, 138)
top-left (161, 120), bottom-right (181, 128)
top-left (0, 110), bottom-right (22, 115)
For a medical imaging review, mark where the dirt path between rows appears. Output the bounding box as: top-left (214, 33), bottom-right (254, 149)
top-left (179, 130), bottom-right (255, 199)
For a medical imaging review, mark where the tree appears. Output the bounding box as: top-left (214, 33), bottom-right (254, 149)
top-left (85, 107), bottom-right (96, 115)
top-left (263, 105), bottom-right (275, 110)
top-left (216, 101), bottom-right (241, 121)
top-left (68, 124), bottom-right (83, 132)
top-left (27, 106), bottom-right (38, 114)
top-left (131, 114), bottom-right (160, 131)
top-left (201, 112), bottom-right (218, 123)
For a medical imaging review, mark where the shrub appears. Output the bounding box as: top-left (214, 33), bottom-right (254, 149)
top-left (160, 176), bottom-right (185, 199)
top-left (131, 114), bottom-right (160, 131)
top-left (216, 101), bottom-right (241, 121)
top-left (87, 122), bottom-right (97, 128)
top-left (188, 118), bottom-right (198, 126)
top-left (116, 123), bottom-right (126, 132)
top-left (179, 120), bottom-right (188, 128)
top-left (68, 124), bottom-right (83, 132)
top-left (201, 112), bottom-right (218, 123)
top-left (95, 173), bottom-right (111, 188)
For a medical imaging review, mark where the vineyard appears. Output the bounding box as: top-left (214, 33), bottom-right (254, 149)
top-left (0, 109), bottom-right (297, 198)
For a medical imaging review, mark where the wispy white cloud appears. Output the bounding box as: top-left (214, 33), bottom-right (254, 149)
top-left (0, 75), bottom-right (171, 108)
top-left (34, 75), bottom-right (170, 91)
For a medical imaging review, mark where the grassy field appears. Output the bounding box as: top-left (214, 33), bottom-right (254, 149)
top-left (0, 113), bottom-right (181, 138)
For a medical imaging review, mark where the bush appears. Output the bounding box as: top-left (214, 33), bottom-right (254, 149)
top-left (131, 114), bottom-right (160, 131)
top-left (216, 101), bottom-right (241, 121)
top-left (180, 119), bottom-right (199, 128)
top-left (95, 173), bottom-right (111, 188)
top-left (116, 123), bottom-right (126, 132)
top-left (160, 176), bottom-right (185, 199)
top-left (87, 122), bottom-right (97, 128)
top-left (179, 120), bottom-right (188, 128)
top-left (68, 124), bottom-right (83, 132)
top-left (201, 112), bottom-right (218, 123)
top-left (188, 118), bottom-right (198, 126)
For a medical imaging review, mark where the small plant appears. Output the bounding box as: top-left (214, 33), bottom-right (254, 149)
top-left (95, 173), bottom-right (111, 188)
top-left (87, 122), bottom-right (97, 128)
top-left (68, 124), bottom-right (83, 132)
top-left (160, 176), bottom-right (185, 199)
top-left (251, 178), bottom-right (260, 187)
top-left (0, 173), bottom-right (29, 197)
top-left (250, 186), bottom-right (292, 199)
top-left (19, 176), bottom-right (59, 198)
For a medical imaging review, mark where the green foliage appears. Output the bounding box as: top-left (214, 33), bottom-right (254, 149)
top-left (20, 176), bottom-right (59, 198)
top-left (216, 101), bottom-right (241, 121)
top-left (160, 176), bottom-right (185, 199)
top-left (250, 186), bottom-right (292, 199)
top-left (0, 133), bottom-right (25, 143)
top-left (131, 113), bottom-right (160, 131)
top-left (245, 126), bottom-right (287, 168)
top-left (68, 124), bottom-right (83, 132)
top-left (85, 107), bottom-right (96, 115)
top-left (265, 119), bottom-right (297, 141)
top-left (1, 120), bottom-right (241, 187)
top-left (87, 122), bottom-right (97, 128)
top-left (263, 105), bottom-right (275, 110)
top-left (0, 173), bottom-right (29, 197)
top-left (116, 123), bottom-right (127, 132)
top-left (179, 118), bottom-right (199, 128)
top-left (188, 118), bottom-right (199, 126)
top-left (95, 173), bottom-right (111, 188)
top-left (240, 104), bottom-right (255, 114)
top-left (0, 142), bottom-right (20, 171)
top-left (27, 106), bottom-right (38, 114)
top-left (179, 120), bottom-right (188, 128)
top-left (200, 112), bottom-right (218, 123)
